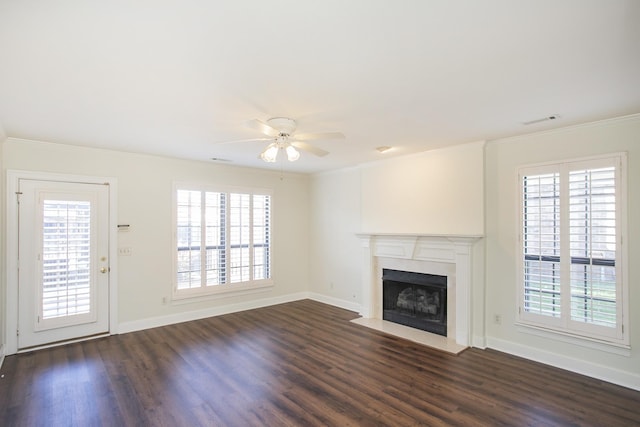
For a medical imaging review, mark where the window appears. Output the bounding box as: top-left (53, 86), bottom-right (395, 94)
top-left (42, 200), bottom-right (92, 319)
top-left (518, 154), bottom-right (627, 345)
top-left (174, 185), bottom-right (272, 298)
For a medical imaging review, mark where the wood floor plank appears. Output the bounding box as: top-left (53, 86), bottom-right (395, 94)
top-left (1, 299), bottom-right (639, 426)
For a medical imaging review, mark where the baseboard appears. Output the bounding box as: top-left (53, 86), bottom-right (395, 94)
top-left (472, 335), bottom-right (487, 349)
top-left (0, 344), bottom-right (5, 370)
top-left (307, 292), bottom-right (361, 313)
top-left (118, 291), bottom-right (361, 335)
top-left (487, 336), bottom-right (640, 391)
top-left (118, 292), bottom-right (310, 334)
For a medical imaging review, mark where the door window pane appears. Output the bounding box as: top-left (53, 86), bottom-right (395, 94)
top-left (42, 200), bottom-right (92, 319)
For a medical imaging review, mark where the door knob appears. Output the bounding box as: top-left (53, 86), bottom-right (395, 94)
top-left (100, 267), bottom-right (108, 274)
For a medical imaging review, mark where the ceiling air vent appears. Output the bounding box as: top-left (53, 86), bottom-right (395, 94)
top-left (523, 115), bottom-right (559, 125)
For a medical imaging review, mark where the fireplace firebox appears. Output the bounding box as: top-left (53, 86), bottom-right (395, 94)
top-left (382, 269), bottom-right (447, 337)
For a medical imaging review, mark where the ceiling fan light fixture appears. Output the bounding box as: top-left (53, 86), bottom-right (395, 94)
top-left (286, 144), bottom-right (300, 162)
top-left (226, 117), bottom-right (342, 164)
top-left (260, 143), bottom-right (279, 162)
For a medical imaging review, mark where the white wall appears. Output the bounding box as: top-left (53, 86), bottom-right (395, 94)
top-left (308, 141), bottom-right (486, 313)
top-left (360, 141), bottom-right (485, 235)
top-left (308, 167), bottom-right (362, 310)
top-left (484, 114), bottom-right (640, 389)
top-left (2, 138), bottom-right (310, 338)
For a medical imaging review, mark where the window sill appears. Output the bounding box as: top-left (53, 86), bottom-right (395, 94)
top-left (172, 280), bottom-right (274, 305)
top-left (515, 322), bottom-right (631, 357)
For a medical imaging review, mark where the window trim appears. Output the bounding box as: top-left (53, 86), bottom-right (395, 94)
top-left (515, 153), bottom-right (629, 348)
top-left (172, 182), bottom-right (274, 301)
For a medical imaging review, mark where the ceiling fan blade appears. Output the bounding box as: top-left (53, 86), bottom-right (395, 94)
top-left (246, 119), bottom-right (280, 137)
top-left (290, 141), bottom-right (329, 157)
top-left (293, 132), bottom-right (345, 141)
top-left (213, 137), bottom-right (272, 144)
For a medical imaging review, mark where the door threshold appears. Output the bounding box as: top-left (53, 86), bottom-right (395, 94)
top-left (17, 332), bottom-right (111, 353)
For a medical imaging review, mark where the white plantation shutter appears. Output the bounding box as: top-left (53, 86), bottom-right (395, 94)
top-left (175, 187), bottom-right (271, 296)
top-left (205, 192), bottom-right (226, 285)
top-left (569, 167), bottom-right (617, 329)
top-left (41, 200), bottom-right (92, 319)
top-left (252, 195), bottom-right (270, 280)
top-left (176, 190), bottom-right (202, 289)
top-left (519, 155), bottom-right (626, 343)
top-left (522, 172), bottom-right (561, 318)
top-left (229, 193), bottom-right (251, 283)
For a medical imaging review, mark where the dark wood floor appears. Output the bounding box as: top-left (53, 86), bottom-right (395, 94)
top-left (1, 300), bottom-right (639, 426)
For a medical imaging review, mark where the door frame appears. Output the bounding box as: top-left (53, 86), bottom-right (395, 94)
top-left (5, 170), bottom-right (119, 354)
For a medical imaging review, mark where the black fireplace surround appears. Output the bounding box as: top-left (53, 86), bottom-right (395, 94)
top-left (382, 269), bottom-right (447, 337)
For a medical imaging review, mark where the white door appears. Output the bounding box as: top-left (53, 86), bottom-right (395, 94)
top-left (18, 179), bottom-right (110, 349)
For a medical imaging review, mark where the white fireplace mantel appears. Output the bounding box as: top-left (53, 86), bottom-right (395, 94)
top-left (355, 233), bottom-right (482, 350)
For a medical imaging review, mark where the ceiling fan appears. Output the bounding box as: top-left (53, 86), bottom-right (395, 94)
top-left (217, 117), bottom-right (345, 163)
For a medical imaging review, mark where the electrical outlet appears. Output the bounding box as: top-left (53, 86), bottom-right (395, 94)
top-left (493, 314), bottom-right (502, 325)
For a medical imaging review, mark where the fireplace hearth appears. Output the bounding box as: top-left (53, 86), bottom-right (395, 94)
top-left (382, 269), bottom-right (447, 336)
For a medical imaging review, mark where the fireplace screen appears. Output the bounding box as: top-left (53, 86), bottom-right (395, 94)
top-left (382, 269), bottom-right (447, 336)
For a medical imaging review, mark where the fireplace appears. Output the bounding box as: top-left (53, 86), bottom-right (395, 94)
top-left (382, 269), bottom-right (447, 336)
top-left (354, 233), bottom-right (482, 351)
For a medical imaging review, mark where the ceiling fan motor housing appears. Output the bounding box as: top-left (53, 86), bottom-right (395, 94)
top-left (267, 117), bottom-right (297, 135)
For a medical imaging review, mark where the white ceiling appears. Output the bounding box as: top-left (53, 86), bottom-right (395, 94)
top-left (1, 0), bottom-right (639, 174)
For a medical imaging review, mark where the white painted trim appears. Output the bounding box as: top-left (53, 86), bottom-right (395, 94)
top-left (487, 336), bottom-right (640, 391)
top-left (515, 323), bottom-right (631, 356)
top-left (118, 292), bottom-right (310, 334)
top-left (486, 112), bottom-right (640, 147)
top-left (356, 234), bottom-right (482, 348)
top-left (119, 292), bottom-right (360, 336)
top-left (4, 170), bottom-right (119, 355)
top-left (107, 179), bottom-right (119, 335)
top-left (16, 333), bottom-right (110, 354)
top-left (307, 292), bottom-right (361, 313)
top-left (472, 335), bottom-right (487, 349)
top-left (170, 284), bottom-right (275, 305)
top-left (0, 344), bottom-right (5, 369)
